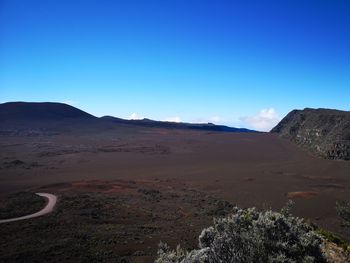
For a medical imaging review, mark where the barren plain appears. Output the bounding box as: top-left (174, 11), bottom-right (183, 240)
top-left (1, 126), bottom-right (350, 262)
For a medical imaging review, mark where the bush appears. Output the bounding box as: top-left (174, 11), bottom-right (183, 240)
top-left (156, 205), bottom-right (326, 263)
top-left (336, 201), bottom-right (350, 227)
top-left (317, 228), bottom-right (350, 252)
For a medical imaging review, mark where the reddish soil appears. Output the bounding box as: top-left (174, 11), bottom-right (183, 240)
top-left (287, 191), bottom-right (318, 199)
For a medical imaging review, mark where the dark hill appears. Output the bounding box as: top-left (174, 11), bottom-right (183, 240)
top-left (0, 102), bottom-right (95, 121)
top-left (271, 108), bottom-right (350, 160)
top-left (0, 102), bottom-right (256, 133)
top-left (100, 116), bottom-right (255, 133)
top-left (0, 102), bottom-right (99, 133)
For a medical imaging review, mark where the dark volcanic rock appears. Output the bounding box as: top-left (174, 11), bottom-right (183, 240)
top-left (271, 108), bottom-right (350, 160)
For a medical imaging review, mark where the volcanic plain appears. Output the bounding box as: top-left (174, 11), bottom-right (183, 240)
top-left (1, 105), bottom-right (350, 262)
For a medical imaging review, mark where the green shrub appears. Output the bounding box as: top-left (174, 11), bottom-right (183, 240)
top-left (156, 205), bottom-right (326, 263)
top-left (336, 201), bottom-right (350, 227)
top-left (317, 228), bottom-right (350, 252)
top-left (155, 242), bottom-right (188, 263)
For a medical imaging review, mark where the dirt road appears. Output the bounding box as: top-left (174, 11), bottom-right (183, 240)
top-left (0, 193), bottom-right (57, 224)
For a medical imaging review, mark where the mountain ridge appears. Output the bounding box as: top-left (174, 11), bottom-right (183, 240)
top-left (271, 108), bottom-right (350, 160)
top-left (100, 115), bottom-right (254, 132)
top-left (0, 102), bottom-right (255, 133)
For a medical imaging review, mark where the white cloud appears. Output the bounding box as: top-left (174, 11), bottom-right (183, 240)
top-left (191, 116), bottom-right (222, 124)
top-left (129, 112), bottom-right (143, 120)
top-left (210, 116), bottom-right (221, 123)
top-left (163, 116), bottom-right (181, 123)
top-left (240, 108), bottom-right (280, 132)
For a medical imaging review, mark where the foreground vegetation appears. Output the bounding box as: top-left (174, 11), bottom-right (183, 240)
top-left (1, 191), bottom-right (350, 262)
top-left (0, 185), bottom-right (235, 263)
top-left (0, 192), bottom-right (45, 219)
top-left (336, 200), bottom-right (350, 228)
top-left (156, 202), bottom-right (350, 263)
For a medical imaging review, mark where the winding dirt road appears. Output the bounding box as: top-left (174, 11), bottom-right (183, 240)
top-left (0, 193), bottom-right (57, 224)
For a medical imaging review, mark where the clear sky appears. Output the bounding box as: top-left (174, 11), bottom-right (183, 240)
top-left (1, 0), bottom-right (349, 131)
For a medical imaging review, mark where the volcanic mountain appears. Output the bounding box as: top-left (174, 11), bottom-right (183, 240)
top-left (0, 102), bottom-right (99, 132)
top-left (0, 102), bottom-right (96, 121)
top-left (271, 108), bottom-right (350, 160)
top-left (100, 115), bottom-right (253, 132)
top-left (0, 102), bottom-right (255, 133)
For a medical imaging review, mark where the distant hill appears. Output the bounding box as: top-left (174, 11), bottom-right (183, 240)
top-left (0, 102), bottom-right (96, 121)
top-left (0, 102), bottom-right (255, 133)
top-left (271, 108), bottom-right (350, 160)
top-left (101, 116), bottom-right (255, 133)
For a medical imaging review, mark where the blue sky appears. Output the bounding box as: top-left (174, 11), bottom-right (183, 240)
top-left (1, 0), bottom-right (349, 131)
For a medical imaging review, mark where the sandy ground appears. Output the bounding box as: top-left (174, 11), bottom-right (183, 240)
top-left (1, 127), bottom-right (350, 240)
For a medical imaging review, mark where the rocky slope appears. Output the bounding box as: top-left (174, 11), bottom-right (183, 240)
top-left (271, 108), bottom-right (350, 160)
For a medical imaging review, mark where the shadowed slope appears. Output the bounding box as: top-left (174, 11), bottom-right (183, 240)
top-left (0, 102), bottom-right (96, 121)
top-left (271, 108), bottom-right (350, 160)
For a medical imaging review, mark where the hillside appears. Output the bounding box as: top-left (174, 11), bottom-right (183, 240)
top-left (0, 102), bottom-right (96, 121)
top-left (271, 108), bottom-right (350, 160)
top-left (101, 115), bottom-right (254, 132)
top-left (0, 102), bottom-right (255, 133)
